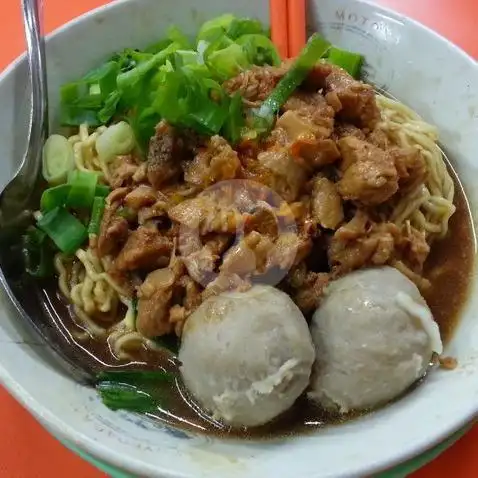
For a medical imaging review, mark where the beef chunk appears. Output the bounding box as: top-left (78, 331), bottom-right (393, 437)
top-left (114, 227), bottom-right (173, 271)
top-left (147, 121), bottom-right (183, 189)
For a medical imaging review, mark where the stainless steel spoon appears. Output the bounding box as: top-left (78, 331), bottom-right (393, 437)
top-left (0, 0), bottom-right (48, 225)
top-left (0, 0), bottom-right (94, 384)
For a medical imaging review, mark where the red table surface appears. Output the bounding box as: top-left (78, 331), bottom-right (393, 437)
top-left (0, 0), bottom-right (477, 477)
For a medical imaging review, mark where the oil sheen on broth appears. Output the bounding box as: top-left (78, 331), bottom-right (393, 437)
top-left (37, 170), bottom-right (475, 439)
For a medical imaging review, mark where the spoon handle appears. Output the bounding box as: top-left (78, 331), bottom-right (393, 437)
top-left (0, 1), bottom-right (94, 386)
top-left (18, 0), bottom-right (49, 184)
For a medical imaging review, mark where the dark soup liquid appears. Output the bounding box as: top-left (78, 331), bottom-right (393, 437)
top-left (36, 167), bottom-right (475, 440)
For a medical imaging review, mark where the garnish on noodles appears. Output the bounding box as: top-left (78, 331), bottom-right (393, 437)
top-left (20, 15), bottom-right (470, 432)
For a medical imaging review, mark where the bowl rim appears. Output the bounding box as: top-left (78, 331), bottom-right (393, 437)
top-left (59, 424), bottom-right (475, 478)
top-left (0, 0), bottom-right (477, 477)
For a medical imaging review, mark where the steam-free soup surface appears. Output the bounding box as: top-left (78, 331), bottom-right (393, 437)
top-left (35, 171), bottom-right (474, 439)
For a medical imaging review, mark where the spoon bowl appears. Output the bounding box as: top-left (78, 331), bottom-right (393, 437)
top-left (0, 0), bottom-right (94, 384)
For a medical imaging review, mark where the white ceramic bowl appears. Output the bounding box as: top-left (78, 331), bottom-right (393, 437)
top-left (0, 0), bottom-right (477, 477)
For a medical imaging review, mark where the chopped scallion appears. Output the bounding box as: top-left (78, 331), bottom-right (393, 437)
top-left (42, 134), bottom-right (75, 185)
top-left (21, 226), bottom-right (54, 278)
top-left (40, 183), bottom-right (109, 216)
top-left (88, 197), bottom-right (106, 235)
top-left (153, 67), bottom-right (232, 136)
top-left (222, 92), bottom-right (245, 145)
top-left (40, 184), bottom-right (71, 213)
top-left (117, 42), bottom-right (180, 93)
top-left (95, 184), bottom-right (111, 197)
top-left (66, 170), bottom-right (99, 209)
top-left (251, 33), bottom-right (331, 135)
top-left (37, 207), bottom-right (88, 254)
top-left (327, 46), bottom-right (363, 78)
top-left (95, 121), bottom-right (136, 163)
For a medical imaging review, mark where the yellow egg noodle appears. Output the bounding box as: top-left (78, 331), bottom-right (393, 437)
top-left (376, 95), bottom-right (455, 239)
top-left (55, 93), bottom-right (457, 354)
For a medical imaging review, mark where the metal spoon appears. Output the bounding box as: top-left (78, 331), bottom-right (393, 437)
top-left (0, 0), bottom-right (94, 384)
top-left (0, 0), bottom-right (48, 225)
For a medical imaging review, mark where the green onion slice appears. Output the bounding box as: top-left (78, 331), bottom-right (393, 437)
top-left (42, 134), bottom-right (75, 186)
top-left (66, 170), bottom-right (99, 209)
top-left (88, 196), bottom-right (106, 235)
top-left (40, 184), bottom-right (71, 213)
top-left (37, 207), bottom-right (88, 254)
top-left (327, 46), bottom-right (363, 78)
top-left (21, 226), bottom-right (54, 278)
top-left (251, 33), bottom-right (331, 135)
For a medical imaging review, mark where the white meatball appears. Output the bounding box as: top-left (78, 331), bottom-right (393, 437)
top-left (309, 266), bottom-right (442, 413)
top-left (179, 285), bottom-right (315, 427)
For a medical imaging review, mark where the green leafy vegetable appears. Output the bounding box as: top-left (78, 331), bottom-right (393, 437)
top-left (60, 36), bottom-right (178, 129)
top-left (166, 25), bottom-right (193, 50)
top-left (117, 42), bottom-right (180, 97)
top-left (226, 18), bottom-right (266, 39)
top-left (61, 83), bottom-right (101, 110)
top-left (58, 14), bottom-right (278, 147)
top-left (120, 58), bottom-right (173, 151)
top-left (127, 105), bottom-right (161, 153)
top-left (95, 369), bottom-right (174, 413)
top-left (205, 42), bottom-right (249, 81)
top-left (251, 33), bottom-right (331, 135)
top-left (197, 15), bottom-right (265, 43)
top-left (174, 49), bottom-right (200, 68)
top-left (145, 25), bottom-right (192, 54)
top-left (153, 68), bottom-right (228, 135)
top-left (82, 61), bottom-right (120, 91)
top-left (144, 38), bottom-right (174, 55)
top-left (21, 227), bottom-right (54, 278)
top-left (60, 107), bottom-right (102, 127)
top-left (96, 382), bottom-right (158, 412)
top-left (60, 62), bottom-right (120, 126)
top-left (121, 49), bottom-right (154, 65)
top-left (98, 90), bottom-right (121, 123)
top-left (326, 46), bottom-right (363, 78)
top-left (37, 207), bottom-right (88, 254)
top-left (109, 49), bottom-right (139, 72)
top-left (199, 18), bottom-right (279, 81)
top-left (196, 13), bottom-right (236, 43)
top-left (236, 34), bottom-right (280, 66)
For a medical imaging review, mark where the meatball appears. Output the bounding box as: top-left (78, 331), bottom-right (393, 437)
top-left (179, 285), bottom-right (315, 427)
top-left (309, 266), bottom-right (443, 413)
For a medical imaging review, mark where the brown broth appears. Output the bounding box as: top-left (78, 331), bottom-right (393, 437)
top-left (422, 179), bottom-right (476, 343)
top-left (37, 172), bottom-right (475, 440)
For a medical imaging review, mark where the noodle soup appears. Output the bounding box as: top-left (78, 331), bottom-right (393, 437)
top-left (38, 162), bottom-right (473, 438)
top-left (16, 14), bottom-right (475, 437)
